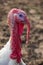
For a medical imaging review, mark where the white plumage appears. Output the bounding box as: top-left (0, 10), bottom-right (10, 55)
top-left (0, 39), bottom-right (26, 65)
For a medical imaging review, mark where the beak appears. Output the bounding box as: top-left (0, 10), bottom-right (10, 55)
top-left (25, 17), bottom-right (30, 44)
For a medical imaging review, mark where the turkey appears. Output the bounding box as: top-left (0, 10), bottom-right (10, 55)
top-left (0, 8), bottom-right (30, 65)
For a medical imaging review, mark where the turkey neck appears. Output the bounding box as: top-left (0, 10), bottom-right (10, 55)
top-left (10, 23), bottom-right (21, 49)
top-left (10, 23), bottom-right (22, 63)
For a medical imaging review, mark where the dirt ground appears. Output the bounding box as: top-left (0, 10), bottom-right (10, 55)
top-left (0, 0), bottom-right (43, 65)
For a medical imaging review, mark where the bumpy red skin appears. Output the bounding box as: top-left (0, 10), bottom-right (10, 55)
top-left (8, 8), bottom-right (30, 63)
top-left (10, 23), bottom-right (24, 63)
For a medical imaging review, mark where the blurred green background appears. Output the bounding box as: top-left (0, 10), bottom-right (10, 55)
top-left (0, 0), bottom-right (43, 65)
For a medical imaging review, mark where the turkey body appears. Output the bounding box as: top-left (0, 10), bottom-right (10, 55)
top-left (0, 39), bottom-right (25, 65)
top-left (0, 39), bottom-right (11, 65)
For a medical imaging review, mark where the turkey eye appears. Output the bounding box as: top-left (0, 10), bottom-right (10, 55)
top-left (19, 14), bottom-right (23, 17)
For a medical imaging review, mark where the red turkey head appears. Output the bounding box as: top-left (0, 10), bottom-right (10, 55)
top-left (8, 8), bottom-right (30, 43)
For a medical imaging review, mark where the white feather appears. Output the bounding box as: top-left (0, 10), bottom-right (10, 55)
top-left (0, 39), bottom-right (26, 65)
